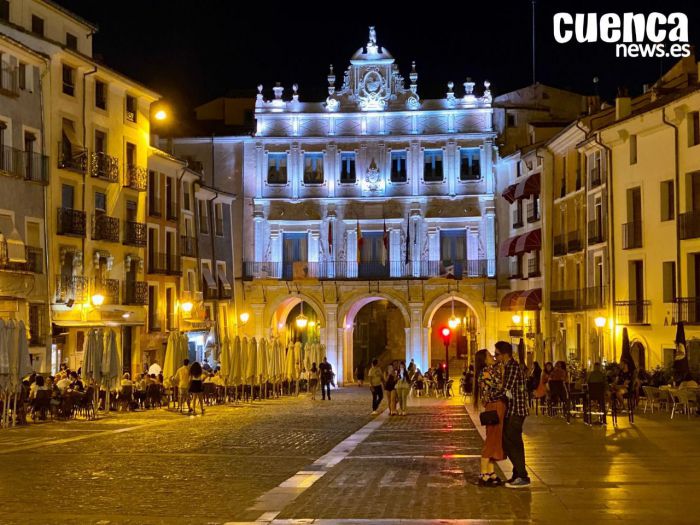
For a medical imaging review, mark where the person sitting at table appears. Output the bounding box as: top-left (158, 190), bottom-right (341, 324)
top-left (119, 373), bottom-right (133, 392)
top-left (29, 375), bottom-right (48, 400)
top-left (679, 374), bottom-right (699, 389)
top-left (586, 362), bottom-right (607, 385)
top-left (612, 360), bottom-right (633, 405)
top-left (68, 371), bottom-right (84, 392)
top-left (56, 374), bottom-right (71, 393)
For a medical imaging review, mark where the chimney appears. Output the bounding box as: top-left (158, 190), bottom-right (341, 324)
top-left (615, 86), bottom-right (631, 120)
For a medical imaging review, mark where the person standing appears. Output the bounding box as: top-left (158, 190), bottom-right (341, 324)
top-left (368, 359), bottom-right (384, 414)
top-left (474, 349), bottom-right (506, 486)
top-left (355, 363), bottom-right (365, 387)
top-left (173, 359), bottom-right (191, 412)
top-left (309, 363), bottom-right (319, 400)
top-left (384, 365), bottom-right (397, 415)
top-left (319, 358), bottom-right (333, 401)
top-left (188, 361), bottom-right (205, 415)
top-left (495, 341), bottom-right (530, 488)
top-left (396, 361), bottom-right (410, 416)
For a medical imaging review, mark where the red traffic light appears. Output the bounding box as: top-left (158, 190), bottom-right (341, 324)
top-left (440, 326), bottom-right (451, 345)
top-left (442, 363), bottom-right (447, 369)
top-left (441, 327), bottom-right (451, 338)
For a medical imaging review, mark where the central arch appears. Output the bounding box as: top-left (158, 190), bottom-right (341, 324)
top-left (266, 293), bottom-right (326, 345)
top-left (338, 292), bottom-right (410, 384)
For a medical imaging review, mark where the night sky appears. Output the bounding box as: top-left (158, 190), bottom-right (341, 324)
top-left (58, 0), bottom-right (700, 114)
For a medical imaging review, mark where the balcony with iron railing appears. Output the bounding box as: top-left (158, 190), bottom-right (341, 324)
top-left (0, 245), bottom-right (43, 273)
top-left (180, 236), bottom-right (197, 257)
top-left (123, 281), bottom-right (148, 305)
top-left (567, 230), bottom-right (582, 253)
top-left (243, 259), bottom-right (495, 281)
top-left (57, 207), bottom-right (86, 237)
top-left (553, 234), bottom-right (567, 256)
top-left (526, 201), bottom-right (539, 223)
top-left (0, 145), bottom-right (49, 184)
top-left (92, 277), bottom-right (120, 305)
top-left (622, 221), bottom-right (643, 249)
top-left (55, 275), bottom-right (88, 303)
top-left (0, 62), bottom-right (19, 97)
top-left (673, 298), bottom-right (700, 325)
top-left (551, 286), bottom-right (607, 312)
top-left (91, 213), bottom-right (120, 243)
top-left (588, 218), bottom-right (606, 245)
top-left (57, 142), bottom-right (87, 173)
top-left (147, 252), bottom-right (181, 275)
top-left (123, 221), bottom-right (146, 247)
top-left (123, 164), bottom-right (147, 191)
top-left (89, 151), bottom-right (119, 182)
top-left (679, 210), bottom-right (700, 240)
top-left (615, 300), bottom-right (651, 325)
top-left (512, 209), bottom-right (524, 229)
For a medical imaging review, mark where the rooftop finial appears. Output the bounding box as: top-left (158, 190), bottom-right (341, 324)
top-left (368, 26), bottom-right (377, 46)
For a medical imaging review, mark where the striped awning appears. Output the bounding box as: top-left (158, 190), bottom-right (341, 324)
top-left (514, 228), bottom-right (542, 254)
top-left (500, 290), bottom-right (524, 311)
top-left (517, 288), bottom-right (542, 311)
top-left (514, 172), bottom-right (541, 199)
top-left (499, 235), bottom-right (520, 257)
top-left (501, 184), bottom-right (518, 203)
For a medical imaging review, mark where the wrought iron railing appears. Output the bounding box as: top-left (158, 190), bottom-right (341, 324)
top-left (55, 275), bottom-right (88, 303)
top-left (180, 236), bottom-right (197, 257)
top-left (0, 245), bottom-right (43, 273)
top-left (553, 234), bottom-right (567, 256)
top-left (615, 300), bottom-right (650, 325)
top-left (57, 207), bottom-right (86, 237)
top-left (243, 259), bottom-right (494, 281)
top-left (673, 298), bottom-right (700, 325)
top-left (92, 213), bottom-right (119, 242)
top-left (123, 281), bottom-right (148, 305)
top-left (123, 221), bottom-right (146, 246)
top-left (123, 164), bottom-right (147, 191)
top-left (57, 142), bottom-right (87, 172)
top-left (0, 145), bottom-right (49, 183)
top-left (89, 151), bottom-right (119, 182)
top-left (552, 286), bottom-right (607, 312)
top-left (679, 210), bottom-right (700, 240)
top-left (567, 230), bottom-right (582, 253)
top-left (622, 221), bottom-right (643, 249)
top-left (588, 219), bottom-right (606, 245)
top-left (147, 252), bottom-right (181, 275)
top-left (93, 277), bottom-right (120, 305)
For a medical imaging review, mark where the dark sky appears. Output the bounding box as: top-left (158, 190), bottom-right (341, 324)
top-left (58, 0), bottom-right (700, 113)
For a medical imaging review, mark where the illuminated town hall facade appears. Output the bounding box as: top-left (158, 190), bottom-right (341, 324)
top-left (240, 29), bottom-right (499, 381)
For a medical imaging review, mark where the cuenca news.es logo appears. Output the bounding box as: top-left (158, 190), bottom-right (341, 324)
top-left (554, 13), bottom-right (691, 58)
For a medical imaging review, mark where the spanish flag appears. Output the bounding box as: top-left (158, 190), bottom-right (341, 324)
top-left (382, 219), bottom-right (388, 266)
top-left (356, 220), bottom-right (363, 263)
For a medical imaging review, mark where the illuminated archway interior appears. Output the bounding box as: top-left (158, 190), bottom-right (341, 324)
top-left (429, 300), bottom-right (479, 369)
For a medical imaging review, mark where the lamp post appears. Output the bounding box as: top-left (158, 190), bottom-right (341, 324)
top-left (441, 327), bottom-right (452, 383)
top-left (594, 316), bottom-right (606, 363)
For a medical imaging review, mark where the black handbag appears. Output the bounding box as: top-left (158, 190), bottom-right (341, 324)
top-left (479, 409), bottom-right (499, 426)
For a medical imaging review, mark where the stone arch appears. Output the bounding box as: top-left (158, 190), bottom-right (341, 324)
top-left (265, 293), bottom-right (326, 334)
top-left (337, 291), bottom-right (411, 383)
top-left (422, 292), bottom-right (484, 368)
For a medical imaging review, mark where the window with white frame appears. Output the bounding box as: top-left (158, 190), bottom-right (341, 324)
top-left (303, 153), bottom-right (324, 184)
top-left (267, 153), bottom-right (287, 184)
top-left (423, 150), bottom-right (443, 182)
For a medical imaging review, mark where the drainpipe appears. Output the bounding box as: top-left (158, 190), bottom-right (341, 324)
top-left (208, 191), bottom-right (219, 350)
top-left (660, 109), bottom-right (682, 307)
top-left (534, 147), bottom-right (547, 349)
top-left (81, 66), bottom-right (98, 285)
top-left (591, 131), bottom-right (614, 362)
top-left (39, 56), bottom-right (51, 366)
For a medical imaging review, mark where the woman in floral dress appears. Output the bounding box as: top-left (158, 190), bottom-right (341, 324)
top-left (474, 348), bottom-right (506, 486)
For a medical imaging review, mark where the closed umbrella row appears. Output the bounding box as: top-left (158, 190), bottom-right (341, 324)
top-left (0, 319), bottom-right (32, 428)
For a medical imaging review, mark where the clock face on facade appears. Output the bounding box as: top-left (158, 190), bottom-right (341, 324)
top-left (363, 71), bottom-right (383, 94)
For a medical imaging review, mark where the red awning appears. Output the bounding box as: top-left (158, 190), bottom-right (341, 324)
top-left (501, 184), bottom-right (518, 203)
top-left (500, 290), bottom-right (524, 311)
top-left (514, 172), bottom-right (541, 200)
top-left (499, 235), bottom-right (519, 257)
top-left (516, 288), bottom-right (542, 311)
top-left (514, 228), bottom-right (542, 254)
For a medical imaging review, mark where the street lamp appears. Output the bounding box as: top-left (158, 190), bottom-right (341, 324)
top-left (512, 313), bottom-right (522, 325)
top-left (181, 301), bottom-right (193, 313)
top-left (91, 293), bottom-right (105, 307)
top-left (594, 316), bottom-right (606, 362)
top-left (154, 109), bottom-right (167, 121)
top-left (448, 297), bottom-right (461, 330)
top-left (239, 311), bottom-right (250, 325)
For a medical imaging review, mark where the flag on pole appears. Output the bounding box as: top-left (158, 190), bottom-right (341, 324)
top-left (328, 220), bottom-right (333, 256)
top-left (382, 220), bottom-right (388, 266)
top-left (356, 220), bottom-right (363, 263)
top-left (405, 215), bottom-right (410, 264)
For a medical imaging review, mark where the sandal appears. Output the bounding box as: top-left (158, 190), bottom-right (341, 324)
top-left (487, 473), bottom-right (503, 486)
top-left (478, 474), bottom-right (491, 486)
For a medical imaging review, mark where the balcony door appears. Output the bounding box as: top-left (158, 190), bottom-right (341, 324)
top-left (359, 232), bottom-right (388, 278)
top-left (629, 260), bottom-right (644, 323)
top-left (692, 172), bottom-right (700, 212)
top-left (627, 187), bottom-right (642, 223)
top-left (62, 184), bottom-right (74, 209)
top-left (282, 232), bottom-right (307, 280)
top-left (440, 230), bottom-right (466, 277)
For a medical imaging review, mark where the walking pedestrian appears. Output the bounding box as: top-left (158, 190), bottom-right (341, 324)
top-left (474, 348), bottom-right (505, 486)
top-left (495, 341), bottom-right (530, 488)
top-left (309, 362), bottom-right (319, 400)
top-left (188, 361), bottom-right (205, 415)
top-left (384, 364), bottom-right (398, 415)
top-left (355, 363), bottom-right (365, 387)
top-left (368, 358), bottom-right (384, 414)
top-left (173, 359), bottom-right (191, 412)
top-left (396, 361), bottom-right (410, 416)
top-left (319, 358), bottom-right (333, 400)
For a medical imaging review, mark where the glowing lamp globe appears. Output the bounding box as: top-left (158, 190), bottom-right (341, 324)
top-left (512, 314), bottom-right (522, 325)
top-left (295, 313), bottom-right (308, 329)
top-left (594, 316), bottom-right (606, 328)
top-left (91, 293), bottom-right (105, 306)
top-left (239, 312), bottom-right (250, 325)
top-left (181, 301), bottom-right (193, 313)
top-left (448, 315), bottom-right (460, 330)
top-left (154, 109), bottom-right (167, 121)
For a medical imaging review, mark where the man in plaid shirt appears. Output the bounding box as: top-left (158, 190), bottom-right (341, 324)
top-left (495, 341), bottom-right (530, 488)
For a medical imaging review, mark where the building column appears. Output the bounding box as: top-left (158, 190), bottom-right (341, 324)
top-left (467, 227), bottom-right (479, 276)
top-left (485, 208), bottom-right (496, 277)
top-left (346, 228), bottom-right (358, 278)
top-left (427, 226), bottom-right (440, 276)
top-left (389, 227), bottom-right (401, 277)
top-left (254, 211), bottom-right (265, 263)
top-left (308, 229), bottom-right (320, 276)
top-left (324, 303), bottom-right (340, 384)
top-left (251, 303), bottom-right (266, 340)
top-left (409, 302), bottom-right (424, 370)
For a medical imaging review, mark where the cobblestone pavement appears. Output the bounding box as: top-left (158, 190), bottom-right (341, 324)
top-left (2, 389), bottom-right (700, 524)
